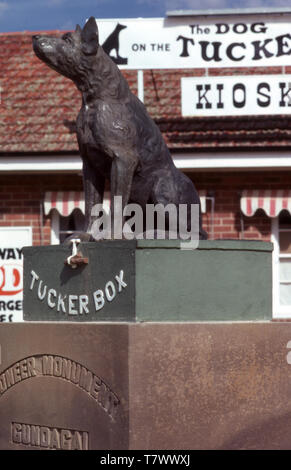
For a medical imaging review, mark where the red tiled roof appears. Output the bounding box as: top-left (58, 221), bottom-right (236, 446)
top-left (158, 115), bottom-right (291, 149)
top-left (1, 31), bottom-right (84, 153)
top-left (1, 31), bottom-right (291, 153)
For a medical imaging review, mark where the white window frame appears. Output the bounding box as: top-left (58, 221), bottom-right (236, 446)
top-left (50, 209), bottom-right (86, 245)
top-left (272, 217), bottom-right (291, 318)
top-left (51, 210), bottom-right (60, 245)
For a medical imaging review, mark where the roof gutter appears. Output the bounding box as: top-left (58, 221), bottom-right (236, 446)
top-left (167, 7), bottom-right (291, 18)
top-left (0, 155), bottom-right (82, 173)
top-left (1, 152), bottom-right (291, 173)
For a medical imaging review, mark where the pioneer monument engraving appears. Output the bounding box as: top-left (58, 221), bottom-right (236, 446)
top-left (0, 354), bottom-right (120, 420)
top-left (0, 324), bottom-right (129, 450)
top-left (32, 17), bottom-right (207, 242)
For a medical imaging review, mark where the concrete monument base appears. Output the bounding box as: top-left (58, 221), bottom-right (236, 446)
top-left (1, 240), bottom-right (280, 449)
top-left (1, 322), bottom-right (291, 450)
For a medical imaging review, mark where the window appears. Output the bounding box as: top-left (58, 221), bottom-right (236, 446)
top-left (46, 190), bottom-right (110, 244)
top-left (51, 209), bottom-right (85, 244)
top-left (272, 211), bottom-right (291, 318)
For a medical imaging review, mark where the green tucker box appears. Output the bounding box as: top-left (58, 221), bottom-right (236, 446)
top-left (23, 239), bottom-right (273, 322)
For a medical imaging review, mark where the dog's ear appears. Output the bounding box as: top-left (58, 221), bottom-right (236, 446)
top-left (81, 17), bottom-right (99, 55)
top-left (75, 24), bottom-right (82, 35)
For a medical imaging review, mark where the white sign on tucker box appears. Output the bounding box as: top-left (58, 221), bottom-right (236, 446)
top-left (0, 227), bottom-right (32, 322)
top-left (181, 75), bottom-right (291, 117)
top-left (96, 15), bottom-right (291, 69)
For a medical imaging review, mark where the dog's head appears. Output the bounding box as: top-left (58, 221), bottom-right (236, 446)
top-left (32, 17), bottom-right (99, 83)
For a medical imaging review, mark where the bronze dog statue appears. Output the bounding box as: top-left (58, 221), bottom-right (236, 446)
top-left (33, 17), bottom-right (207, 241)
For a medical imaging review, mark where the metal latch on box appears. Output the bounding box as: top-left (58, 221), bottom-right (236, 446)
top-left (65, 239), bottom-right (89, 269)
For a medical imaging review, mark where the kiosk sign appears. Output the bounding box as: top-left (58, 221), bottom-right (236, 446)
top-left (181, 75), bottom-right (291, 117)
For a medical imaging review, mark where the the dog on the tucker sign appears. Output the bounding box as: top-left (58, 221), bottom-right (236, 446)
top-left (32, 17), bottom-right (207, 241)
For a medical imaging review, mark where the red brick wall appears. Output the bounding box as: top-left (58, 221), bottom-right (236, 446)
top-left (193, 170), bottom-right (291, 241)
top-left (0, 174), bottom-right (82, 245)
top-left (0, 169), bottom-right (289, 245)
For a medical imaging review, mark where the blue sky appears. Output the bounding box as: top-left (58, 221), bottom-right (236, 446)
top-left (1, 0), bottom-right (291, 33)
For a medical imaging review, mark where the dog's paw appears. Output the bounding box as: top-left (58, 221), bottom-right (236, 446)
top-left (199, 228), bottom-right (208, 240)
top-left (62, 231), bottom-right (95, 245)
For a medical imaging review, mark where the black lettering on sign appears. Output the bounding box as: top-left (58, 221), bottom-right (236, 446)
top-left (251, 23), bottom-right (267, 34)
top-left (276, 34), bottom-right (291, 57)
top-left (150, 43), bottom-right (169, 51)
top-left (233, 83), bottom-right (246, 108)
top-left (196, 84), bottom-right (212, 109)
top-left (215, 22), bottom-right (267, 34)
top-left (199, 41), bottom-right (222, 62)
top-left (257, 82), bottom-right (271, 107)
top-left (176, 35), bottom-right (194, 57)
top-left (0, 300), bottom-right (22, 311)
top-left (226, 42), bottom-right (246, 61)
top-left (0, 249), bottom-right (22, 260)
top-left (132, 43), bottom-right (146, 52)
top-left (189, 24), bottom-right (210, 35)
top-left (216, 84), bottom-right (224, 109)
top-left (215, 23), bottom-right (229, 34)
top-left (252, 39), bottom-right (274, 60)
top-left (233, 23), bottom-right (248, 34)
top-left (279, 82), bottom-right (291, 107)
top-left (0, 314), bottom-right (13, 322)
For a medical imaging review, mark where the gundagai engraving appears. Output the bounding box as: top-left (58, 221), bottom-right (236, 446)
top-left (11, 422), bottom-right (89, 450)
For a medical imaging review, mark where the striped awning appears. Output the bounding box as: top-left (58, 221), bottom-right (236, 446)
top-left (44, 191), bottom-right (85, 216)
top-left (44, 190), bottom-right (207, 216)
top-left (241, 190), bottom-right (291, 217)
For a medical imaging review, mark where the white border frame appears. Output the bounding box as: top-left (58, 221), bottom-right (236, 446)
top-left (0, 225), bottom-right (32, 238)
top-left (272, 217), bottom-right (291, 319)
top-left (50, 210), bottom-right (60, 245)
top-left (271, 218), bottom-right (280, 318)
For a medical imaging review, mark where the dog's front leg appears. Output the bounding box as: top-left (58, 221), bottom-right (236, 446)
top-left (83, 157), bottom-right (105, 238)
top-left (110, 157), bottom-right (137, 238)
